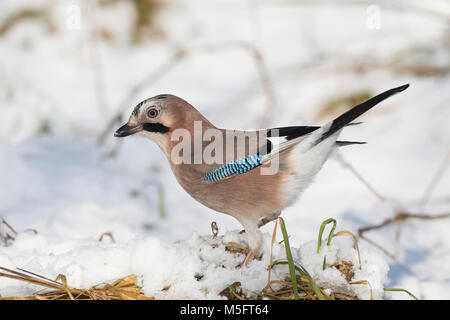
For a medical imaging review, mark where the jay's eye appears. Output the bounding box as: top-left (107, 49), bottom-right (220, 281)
top-left (147, 108), bottom-right (159, 118)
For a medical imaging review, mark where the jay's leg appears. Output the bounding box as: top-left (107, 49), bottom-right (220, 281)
top-left (238, 219), bottom-right (263, 268)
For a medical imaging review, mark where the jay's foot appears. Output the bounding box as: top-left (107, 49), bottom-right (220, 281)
top-left (240, 248), bottom-right (257, 268)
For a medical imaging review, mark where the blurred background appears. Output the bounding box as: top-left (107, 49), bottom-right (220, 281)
top-left (0, 0), bottom-right (449, 298)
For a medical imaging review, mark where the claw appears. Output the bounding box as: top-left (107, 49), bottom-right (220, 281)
top-left (239, 249), bottom-right (257, 268)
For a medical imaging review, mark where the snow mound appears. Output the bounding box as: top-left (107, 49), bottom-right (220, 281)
top-left (0, 229), bottom-right (388, 299)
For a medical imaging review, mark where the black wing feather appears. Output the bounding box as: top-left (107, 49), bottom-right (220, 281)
top-left (266, 126), bottom-right (319, 140)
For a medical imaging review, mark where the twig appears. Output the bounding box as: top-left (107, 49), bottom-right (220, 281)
top-left (420, 149), bottom-right (450, 206)
top-left (349, 280), bottom-right (373, 300)
top-left (98, 232), bottom-right (116, 243)
top-left (264, 219), bottom-right (278, 292)
top-left (358, 211), bottom-right (450, 260)
top-left (0, 266), bottom-right (63, 290)
top-left (1, 218), bottom-right (18, 236)
top-left (16, 268), bottom-right (62, 286)
top-left (211, 221), bottom-right (219, 238)
top-left (335, 152), bottom-right (385, 202)
top-left (0, 218), bottom-right (18, 247)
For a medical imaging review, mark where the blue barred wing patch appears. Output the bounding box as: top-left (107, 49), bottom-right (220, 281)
top-left (204, 154), bottom-right (263, 182)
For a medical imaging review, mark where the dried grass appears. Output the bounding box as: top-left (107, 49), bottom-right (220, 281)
top-left (0, 266), bottom-right (152, 300)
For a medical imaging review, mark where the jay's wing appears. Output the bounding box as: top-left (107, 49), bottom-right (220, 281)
top-left (201, 125), bottom-right (361, 182)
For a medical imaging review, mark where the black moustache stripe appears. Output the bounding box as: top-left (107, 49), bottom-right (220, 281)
top-left (143, 123), bottom-right (170, 134)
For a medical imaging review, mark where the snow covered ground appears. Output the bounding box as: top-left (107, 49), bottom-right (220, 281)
top-left (0, 228), bottom-right (389, 299)
top-left (0, 0), bottom-right (449, 299)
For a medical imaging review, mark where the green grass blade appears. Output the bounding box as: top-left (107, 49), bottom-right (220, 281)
top-left (157, 184), bottom-right (166, 218)
top-left (271, 260), bottom-right (306, 277)
top-left (278, 217), bottom-right (299, 300)
top-left (296, 264), bottom-right (325, 300)
top-left (317, 218), bottom-right (337, 270)
top-left (384, 288), bottom-right (419, 300)
top-left (270, 260), bottom-right (325, 300)
top-left (317, 218), bottom-right (337, 253)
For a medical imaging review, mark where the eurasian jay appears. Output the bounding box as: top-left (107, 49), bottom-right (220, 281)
top-left (115, 84), bottom-right (409, 267)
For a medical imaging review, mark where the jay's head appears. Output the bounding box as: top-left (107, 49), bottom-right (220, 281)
top-left (115, 94), bottom-right (172, 138)
top-left (114, 94), bottom-right (211, 148)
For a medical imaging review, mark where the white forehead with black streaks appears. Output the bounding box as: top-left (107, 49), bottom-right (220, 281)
top-left (132, 94), bottom-right (173, 117)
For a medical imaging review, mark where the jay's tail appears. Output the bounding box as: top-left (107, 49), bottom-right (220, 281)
top-left (316, 84), bottom-right (409, 145)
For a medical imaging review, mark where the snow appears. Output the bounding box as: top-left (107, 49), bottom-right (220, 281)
top-left (0, 228), bottom-right (387, 300)
top-left (1, 0), bottom-right (449, 299)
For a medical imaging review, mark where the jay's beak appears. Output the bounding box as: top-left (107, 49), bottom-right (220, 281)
top-left (114, 123), bottom-right (143, 137)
